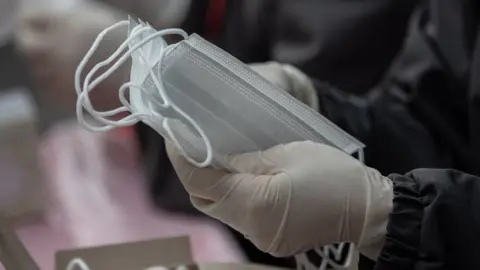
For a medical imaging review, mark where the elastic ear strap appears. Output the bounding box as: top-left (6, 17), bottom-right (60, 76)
top-left (66, 258), bottom-right (90, 270)
top-left (76, 19), bottom-right (213, 168)
top-left (0, 214), bottom-right (40, 270)
top-left (75, 21), bottom-right (131, 96)
top-left (81, 27), bottom-right (187, 109)
top-left (162, 113), bottom-right (213, 168)
top-left (76, 22), bottom-right (188, 132)
top-left (76, 21), bottom-right (157, 130)
top-left (295, 245), bottom-right (354, 270)
top-left (78, 24), bottom-right (151, 124)
top-left (75, 20), bottom-right (138, 131)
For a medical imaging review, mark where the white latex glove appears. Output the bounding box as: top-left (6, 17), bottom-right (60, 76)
top-left (167, 141), bottom-right (393, 260)
top-left (14, 1), bottom-right (127, 112)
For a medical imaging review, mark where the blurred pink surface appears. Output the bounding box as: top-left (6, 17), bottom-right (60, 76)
top-left (12, 123), bottom-right (244, 270)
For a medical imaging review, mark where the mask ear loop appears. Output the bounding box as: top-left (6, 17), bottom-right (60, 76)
top-left (75, 21), bottom-right (149, 97)
top-left (77, 28), bottom-right (185, 131)
top-left (76, 81), bottom-right (168, 131)
top-left (76, 20), bottom-right (213, 167)
top-left (75, 23), bottom-right (159, 118)
top-left (162, 111), bottom-right (214, 168)
top-left (75, 20), bottom-right (129, 96)
top-left (296, 246), bottom-right (353, 270)
top-left (66, 258), bottom-right (90, 270)
top-left (74, 21), bottom-right (151, 131)
top-left (75, 22), bottom-right (187, 131)
top-left (78, 29), bottom-right (188, 127)
top-left (80, 27), bottom-right (187, 112)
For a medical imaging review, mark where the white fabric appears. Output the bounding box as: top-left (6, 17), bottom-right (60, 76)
top-left (167, 141), bottom-right (393, 260)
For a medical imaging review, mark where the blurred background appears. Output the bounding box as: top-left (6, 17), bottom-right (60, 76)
top-left (1, 0), bottom-right (478, 270)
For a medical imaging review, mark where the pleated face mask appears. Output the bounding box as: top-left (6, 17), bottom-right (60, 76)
top-left (75, 18), bottom-right (365, 169)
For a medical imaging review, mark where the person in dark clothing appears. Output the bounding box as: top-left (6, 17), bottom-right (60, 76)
top-left (140, 0), bottom-right (480, 269)
top-left (376, 169), bottom-right (480, 270)
top-left (136, 0), bottom-right (478, 215)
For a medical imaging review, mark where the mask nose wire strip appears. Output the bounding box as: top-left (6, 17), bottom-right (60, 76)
top-left (74, 20), bottom-right (213, 168)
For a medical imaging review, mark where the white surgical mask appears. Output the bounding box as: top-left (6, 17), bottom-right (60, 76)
top-left (75, 18), bottom-right (364, 169)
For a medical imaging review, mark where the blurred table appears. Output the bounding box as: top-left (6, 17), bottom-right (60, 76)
top-left (7, 123), bottom-right (244, 270)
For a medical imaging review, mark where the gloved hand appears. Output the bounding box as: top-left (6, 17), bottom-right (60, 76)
top-left (167, 141), bottom-right (393, 260)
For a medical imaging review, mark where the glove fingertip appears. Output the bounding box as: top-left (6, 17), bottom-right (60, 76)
top-left (224, 151), bottom-right (258, 173)
top-left (165, 141), bottom-right (192, 168)
top-left (225, 148), bottom-right (283, 175)
top-left (164, 140), bottom-right (176, 157)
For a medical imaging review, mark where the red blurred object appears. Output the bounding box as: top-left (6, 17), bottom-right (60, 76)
top-left (205, 0), bottom-right (227, 39)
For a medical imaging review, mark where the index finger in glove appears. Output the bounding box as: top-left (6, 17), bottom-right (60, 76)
top-left (166, 142), bottom-right (238, 201)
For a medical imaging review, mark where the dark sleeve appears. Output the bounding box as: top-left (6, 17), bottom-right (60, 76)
top-left (270, 0), bottom-right (418, 94)
top-left (375, 169), bottom-right (480, 270)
